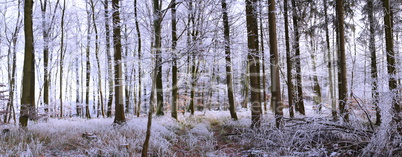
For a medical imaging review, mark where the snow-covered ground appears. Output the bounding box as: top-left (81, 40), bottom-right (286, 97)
top-left (0, 108), bottom-right (401, 156)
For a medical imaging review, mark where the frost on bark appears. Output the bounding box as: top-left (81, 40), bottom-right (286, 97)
top-left (112, 0), bottom-right (126, 124)
top-left (20, 0), bottom-right (36, 127)
top-left (246, 0), bottom-right (262, 128)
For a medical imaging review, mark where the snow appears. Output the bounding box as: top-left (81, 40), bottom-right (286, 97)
top-left (0, 107), bottom-right (401, 156)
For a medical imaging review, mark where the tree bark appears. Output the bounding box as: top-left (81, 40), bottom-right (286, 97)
top-left (59, 0), bottom-right (66, 118)
top-left (323, 0), bottom-right (336, 121)
top-left (20, 0), bottom-right (35, 127)
top-left (112, 0), bottom-right (126, 124)
top-left (246, 0), bottom-right (261, 128)
top-left (291, 0), bottom-right (305, 115)
top-left (283, 0), bottom-right (294, 118)
top-left (85, 4), bottom-right (92, 119)
top-left (383, 0), bottom-right (400, 126)
top-left (268, 0), bottom-right (283, 128)
top-left (222, 0), bottom-right (238, 120)
top-left (367, 0), bottom-right (381, 125)
top-left (336, 0), bottom-right (349, 122)
top-left (153, 0), bottom-right (164, 116)
top-left (89, 0), bottom-right (105, 118)
top-left (104, 0), bottom-right (114, 118)
top-left (134, 0), bottom-right (142, 117)
top-left (171, 0), bottom-right (178, 120)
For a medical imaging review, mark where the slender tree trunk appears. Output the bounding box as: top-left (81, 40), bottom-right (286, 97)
top-left (323, 0), bottom-right (336, 121)
top-left (222, 0), bottom-right (238, 120)
top-left (112, 0), bottom-right (126, 124)
top-left (291, 0), bottom-right (305, 115)
top-left (104, 0), bottom-right (114, 118)
top-left (141, 69), bottom-right (156, 157)
top-left (59, 0), bottom-right (66, 118)
top-left (308, 35), bottom-right (322, 113)
top-left (383, 0), bottom-right (400, 125)
top-left (268, 0), bottom-right (283, 128)
top-left (153, 0), bottom-right (164, 116)
top-left (284, 0), bottom-right (294, 118)
top-left (20, 0), bottom-right (35, 127)
top-left (336, 0), bottom-right (349, 122)
top-left (368, 0), bottom-right (381, 125)
top-left (85, 5), bottom-right (92, 119)
top-left (171, 0), bottom-right (178, 120)
top-left (246, 0), bottom-right (261, 128)
top-left (89, 0), bottom-right (105, 118)
top-left (134, 0), bottom-right (142, 117)
top-left (6, 0), bottom-right (21, 124)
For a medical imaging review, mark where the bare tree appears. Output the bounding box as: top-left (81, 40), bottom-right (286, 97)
top-left (291, 0), bottom-right (305, 115)
top-left (367, 0), bottom-right (380, 125)
top-left (268, 0), bottom-right (283, 128)
top-left (112, 0), bottom-right (126, 124)
top-left (246, 0), bottom-right (261, 128)
top-left (20, 0), bottom-right (35, 127)
top-left (153, 0), bottom-right (164, 116)
top-left (171, 0), bottom-right (178, 120)
top-left (336, 0), bottom-right (349, 122)
top-left (283, 0), bottom-right (294, 118)
top-left (104, 0), bottom-right (114, 118)
top-left (382, 0), bottom-right (400, 127)
top-left (222, 0), bottom-right (238, 120)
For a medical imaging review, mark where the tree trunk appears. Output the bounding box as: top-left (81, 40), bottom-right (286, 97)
top-left (104, 0), bottom-right (114, 118)
top-left (133, 0), bottom-right (142, 117)
top-left (367, 0), bottom-right (381, 125)
top-left (20, 0), bottom-right (35, 127)
top-left (112, 0), bottom-right (126, 124)
top-left (59, 0), bottom-right (66, 118)
top-left (308, 35), bottom-right (322, 113)
top-left (284, 0), bottom-right (294, 118)
top-left (222, 0), bottom-right (238, 120)
top-left (85, 5), bottom-right (92, 119)
top-left (268, 0), bottom-right (283, 128)
top-left (90, 0), bottom-right (105, 118)
top-left (141, 69), bottom-right (156, 157)
top-left (291, 0), bottom-right (305, 115)
top-left (246, 0), bottom-right (261, 128)
top-left (259, 1), bottom-right (267, 113)
top-left (153, 0), bottom-right (164, 116)
top-left (383, 0), bottom-right (400, 126)
top-left (134, 0), bottom-right (142, 117)
top-left (171, 0), bottom-right (178, 120)
top-left (336, 0), bottom-right (349, 122)
top-left (323, 0), bottom-right (336, 121)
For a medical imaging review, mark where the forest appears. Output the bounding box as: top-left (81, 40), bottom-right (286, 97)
top-left (0, 0), bottom-right (401, 156)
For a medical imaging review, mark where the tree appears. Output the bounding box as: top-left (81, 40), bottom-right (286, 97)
top-left (20, 0), bottom-right (35, 127)
top-left (5, 0), bottom-right (22, 124)
top-left (283, 0), bottom-right (294, 118)
top-left (246, 0), bottom-right (261, 128)
top-left (112, 0), bottom-right (125, 124)
top-left (268, 0), bottom-right (283, 128)
top-left (382, 0), bottom-right (400, 126)
top-left (367, 0), bottom-right (381, 125)
top-left (336, 0), bottom-right (349, 122)
top-left (85, 2), bottom-right (92, 119)
top-left (291, 0), bottom-right (305, 115)
top-left (171, 0), bottom-right (178, 120)
top-left (59, 0), bottom-right (66, 117)
top-left (134, 0), bottom-right (142, 117)
top-left (153, 0), bottom-right (164, 116)
top-left (222, 0), bottom-right (238, 120)
top-left (323, 0), bottom-right (337, 121)
top-left (40, 0), bottom-right (59, 113)
top-left (103, 0), bottom-right (114, 118)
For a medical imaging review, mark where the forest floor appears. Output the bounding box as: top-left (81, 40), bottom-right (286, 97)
top-left (0, 107), bottom-right (401, 156)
